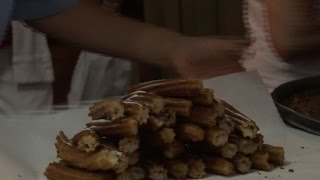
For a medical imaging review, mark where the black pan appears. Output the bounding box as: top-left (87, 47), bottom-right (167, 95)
top-left (271, 76), bottom-right (320, 135)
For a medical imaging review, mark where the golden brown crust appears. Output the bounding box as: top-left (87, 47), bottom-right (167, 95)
top-left (206, 127), bottom-right (229, 147)
top-left (184, 156), bottom-right (206, 179)
top-left (166, 159), bottom-right (189, 179)
top-left (143, 128), bottom-right (176, 148)
top-left (44, 162), bottom-right (114, 180)
top-left (249, 151), bottom-right (273, 171)
top-left (232, 153), bottom-right (252, 174)
top-left (56, 131), bottom-right (128, 173)
top-left (163, 98), bottom-right (192, 117)
top-left (161, 111), bottom-right (176, 127)
top-left (163, 141), bottom-right (186, 159)
top-left (116, 165), bottom-right (146, 180)
top-left (123, 91), bottom-right (164, 114)
top-left (123, 101), bottom-right (150, 125)
top-left (188, 106), bottom-right (218, 127)
top-left (86, 119), bottom-right (114, 127)
top-left (253, 134), bottom-right (264, 151)
top-left (88, 100), bottom-right (124, 120)
top-left (262, 144), bottom-right (285, 166)
top-left (214, 143), bottom-right (238, 159)
top-left (144, 115), bottom-right (165, 131)
top-left (118, 137), bottom-right (139, 154)
top-left (72, 129), bottom-right (100, 153)
top-left (127, 151), bottom-right (140, 165)
top-left (88, 118), bottom-right (138, 137)
top-left (191, 88), bottom-right (214, 105)
top-left (204, 156), bottom-right (235, 176)
top-left (141, 160), bottom-right (168, 180)
top-left (143, 111), bottom-right (176, 131)
top-left (217, 115), bottom-right (235, 133)
top-left (229, 134), bottom-right (259, 155)
top-left (176, 123), bottom-right (206, 142)
top-left (221, 100), bottom-right (258, 139)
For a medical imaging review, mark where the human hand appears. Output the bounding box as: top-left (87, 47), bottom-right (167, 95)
top-left (172, 36), bottom-right (248, 78)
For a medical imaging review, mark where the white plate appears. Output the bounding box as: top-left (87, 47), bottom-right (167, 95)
top-left (1, 71), bottom-right (319, 180)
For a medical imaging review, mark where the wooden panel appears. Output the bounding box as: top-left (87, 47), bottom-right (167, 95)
top-left (144, 0), bottom-right (245, 36)
top-left (143, 0), bottom-right (163, 25)
top-left (143, 0), bottom-right (181, 32)
top-left (181, 0), bottom-right (218, 36)
top-left (194, 0), bottom-right (218, 35)
top-left (162, 0), bottom-right (181, 31)
top-left (180, 0), bottom-right (195, 35)
top-left (217, 0), bottom-right (245, 36)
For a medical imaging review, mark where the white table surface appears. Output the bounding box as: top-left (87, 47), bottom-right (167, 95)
top-left (1, 71), bottom-right (319, 180)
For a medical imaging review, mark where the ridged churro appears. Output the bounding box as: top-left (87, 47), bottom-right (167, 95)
top-left (88, 118), bottom-right (138, 137)
top-left (89, 100), bottom-right (124, 120)
top-left (176, 123), bottom-right (206, 142)
top-left (127, 79), bottom-right (203, 97)
top-left (206, 127), bottom-right (229, 147)
top-left (44, 162), bottom-right (114, 180)
top-left (262, 144), bottom-right (285, 166)
top-left (163, 141), bottom-right (186, 159)
top-left (56, 131), bottom-right (128, 173)
top-left (192, 88), bottom-right (214, 105)
top-left (232, 153), bottom-right (252, 174)
top-left (163, 98), bottom-right (192, 117)
top-left (123, 91), bottom-right (164, 114)
top-left (72, 129), bottom-right (100, 153)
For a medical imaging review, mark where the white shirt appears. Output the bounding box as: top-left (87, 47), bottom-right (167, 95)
top-left (241, 0), bottom-right (320, 91)
top-left (0, 22), bottom-right (53, 113)
top-left (0, 22), bottom-right (135, 113)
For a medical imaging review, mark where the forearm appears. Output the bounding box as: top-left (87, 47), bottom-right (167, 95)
top-left (27, 0), bottom-right (184, 68)
top-left (266, 0), bottom-right (320, 60)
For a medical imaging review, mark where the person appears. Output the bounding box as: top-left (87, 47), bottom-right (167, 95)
top-left (0, 0), bottom-right (247, 112)
top-left (0, 0), bottom-right (247, 78)
top-left (0, 21), bottom-right (55, 113)
top-left (241, 0), bottom-right (320, 91)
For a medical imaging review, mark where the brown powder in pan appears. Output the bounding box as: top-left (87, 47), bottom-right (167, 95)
top-left (283, 88), bottom-right (320, 119)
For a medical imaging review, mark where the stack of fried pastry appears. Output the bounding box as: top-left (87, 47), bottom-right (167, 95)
top-left (45, 79), bottom-right (285, 180)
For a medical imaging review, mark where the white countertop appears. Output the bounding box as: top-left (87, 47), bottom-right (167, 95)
top-left (1, 71), bottom-right (319, 180)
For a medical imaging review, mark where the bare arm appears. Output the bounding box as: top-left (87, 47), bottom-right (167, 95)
top-left (27, 0), bottom-right (183, 68)
top-left (27, 0), bottom-right (247, 78)
top-left (266, 0), bottom-right (320, 61)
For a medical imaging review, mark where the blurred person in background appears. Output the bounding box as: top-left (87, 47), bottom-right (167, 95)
top-left (0, 21), bottom-right (55, 113)
top-left (0, 0), bottom-right (247, 113)
top-left (67, 0), bottom-right (137, 106)
top-left (0, 0), bottom-right (135, 113)
top-left (241, 0), bottom-right (320, 91)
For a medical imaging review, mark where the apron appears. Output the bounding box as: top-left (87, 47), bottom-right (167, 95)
top-left (0, 22), bottom-right (136, 113)
top-left (0, 22), bottom-right (53, 114)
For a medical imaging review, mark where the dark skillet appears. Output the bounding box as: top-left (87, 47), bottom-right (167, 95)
top-left (271, 76), bottom-right (320, 135)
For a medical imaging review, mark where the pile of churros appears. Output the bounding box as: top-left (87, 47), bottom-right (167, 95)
top-left (44, 79), bottom-right (285, 180)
